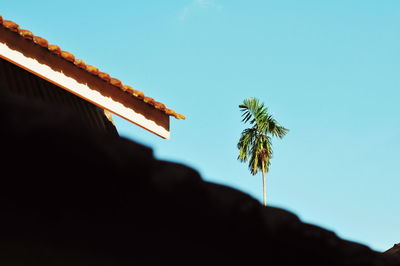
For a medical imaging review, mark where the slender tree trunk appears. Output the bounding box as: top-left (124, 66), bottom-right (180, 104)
top-left (261, 163), bottom-right (266, 206)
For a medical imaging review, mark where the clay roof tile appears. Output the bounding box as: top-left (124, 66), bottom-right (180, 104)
top-left (143, 97), bottom-right (156, 106)
top-left (60, 50), bottom-right (75, 62)
top-left (18, 29), bottom-right (34, 40)
top-left (174, 113), bottom-right (186, 120)
top-left (98, 72), bottom-right (111, 82)
top-left (109, 77), bottom-right (122, 88)
top-left (48, 44), bottom-right (61, 55)
top-left (73, 59), bottom-right (87, 70)
top-left (132, 89), bottom-right (145, 100)
top-left (33, 36), bottom-right (49, 48)
top-left (86, 65), bottom-right (99, 75)
top-left (122, 84), bottom-right (133, 93)
top-left (154, 101), bottom-right (166, 111)
top-left (3, 20), bottom-right (19, 32)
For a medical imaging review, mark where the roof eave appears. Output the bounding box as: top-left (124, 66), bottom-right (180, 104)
top-left (0, 26), bottom-right (170, 139)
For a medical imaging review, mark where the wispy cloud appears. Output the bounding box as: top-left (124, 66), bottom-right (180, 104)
top-left (178, 0), bottom-right (222, 21)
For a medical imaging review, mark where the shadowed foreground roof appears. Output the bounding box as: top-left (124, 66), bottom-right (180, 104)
top-left (0, 15), bottom-right (185, 120)
top-left (1, 90), bottom-right (399, 265)
top-left (385, 244), bottom-right (400, 257)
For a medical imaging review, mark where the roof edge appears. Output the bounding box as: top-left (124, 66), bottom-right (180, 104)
top-left (0, 15), bottom-right (185, 120)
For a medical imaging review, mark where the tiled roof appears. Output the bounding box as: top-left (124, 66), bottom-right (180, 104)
top-left (0, 15), bottom-right (185, 119)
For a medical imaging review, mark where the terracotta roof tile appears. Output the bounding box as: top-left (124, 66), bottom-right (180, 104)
top-left (98, 72), bottom-right (111, 82)
top-left (19, 29), bottom-right (33, 40)
top-left (133, 89), bottom-right (145, 100)
top-left (86, 65), bottom-right (99, 75)
top-left (174, 113), bottom-right (186, 119)
top-left (165, 108), bottom-right (175, 116)
top-left (109, 77), bottom-right (122, 88)
top-left (0, 15), bottom-right (185, 119)
top-left (60, 50), bottom-right (75, 62)
top-left (3, 20), bottom-right (19, 32)
top-left (154, 101), bottom-right (166, 111)
top-left (122, 84), bottom-right (133, 93)
top-left (73, 59), bottom-right (87, 69)
top-left (33, 36), bottom-right (49, 48)
top-left (48, 44), bottom-right (61, 55)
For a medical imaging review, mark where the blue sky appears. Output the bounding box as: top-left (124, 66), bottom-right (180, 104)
top-left (3, 1), bottom-right (400, 251)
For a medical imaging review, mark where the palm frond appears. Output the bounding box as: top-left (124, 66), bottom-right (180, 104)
top-left (265, 115), bottom-right (289, 139)
top-left (237, 127), bottom-right (256, 162)
top-left (239, 97), bottom-right (268, 126)
top-left (246, 134), bottom-right (272, 175)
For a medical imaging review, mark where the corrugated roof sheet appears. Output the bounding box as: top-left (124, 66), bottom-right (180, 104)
top-left (0, 15), bottom-right (185, 119)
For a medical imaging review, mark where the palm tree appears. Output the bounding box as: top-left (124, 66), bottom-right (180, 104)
top-left (237, 97), bottom-right (288, 206)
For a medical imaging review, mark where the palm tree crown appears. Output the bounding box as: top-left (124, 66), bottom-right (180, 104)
top-left (237, 97), bottom-right (288, 205)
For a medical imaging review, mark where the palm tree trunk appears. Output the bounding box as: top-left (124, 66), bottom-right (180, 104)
top-left (261, 163), bottom-right (267, 206)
